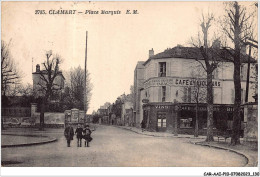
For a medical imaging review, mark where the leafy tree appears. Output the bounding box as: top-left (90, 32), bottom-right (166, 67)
top-left (64, 66), bottom-right (93, 111)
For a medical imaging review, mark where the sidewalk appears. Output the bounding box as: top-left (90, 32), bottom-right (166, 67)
top-left (115, 125), bottom-right (258, 167)
top-left (1, 128), bottom-right (60, 148)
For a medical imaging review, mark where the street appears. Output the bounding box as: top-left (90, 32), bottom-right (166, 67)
top-left (2, 125), bottom-right (247, 167)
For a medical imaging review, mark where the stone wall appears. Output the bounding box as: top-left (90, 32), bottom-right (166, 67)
top-left (243, 103), bottom-right (258, 148)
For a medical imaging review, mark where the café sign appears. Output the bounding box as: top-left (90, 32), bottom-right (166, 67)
top-left (144, 77), bottom-right (221, 88)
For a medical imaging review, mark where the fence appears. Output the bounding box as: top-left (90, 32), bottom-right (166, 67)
top-left (2, 107), bottom-right (31, 117)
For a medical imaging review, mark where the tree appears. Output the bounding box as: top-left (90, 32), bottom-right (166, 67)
top-left (1, 40), bottom-right (22, 130)
top-left (190, 13), bottom-right (221, 142)
top-left (1, 40), bottom-right (21, 99)
top-left (64, 66), bottom-right (93, 111)
top-left (221, 1), bottom-right (256, 145)
top-left (190, 67), bottom-right (207, 137)
top-left (36, 51), bottom-right (63, 130)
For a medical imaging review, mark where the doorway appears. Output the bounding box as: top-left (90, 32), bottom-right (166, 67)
top-left (157, 112), bottom-right (167, 132)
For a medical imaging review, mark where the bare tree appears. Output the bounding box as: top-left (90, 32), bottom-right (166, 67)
top-left (190, 66), bottom-right (207, 137)
top-left (190, 13), bottom-right (221, 142)
top-left (1, 40), bottom-right (22, 130)
top-left (36, 51), bottom-right (63, 130)
top-left (221, 1), bottom-right (256, 145)
top-left (1, 40), bottom-right (22, 98)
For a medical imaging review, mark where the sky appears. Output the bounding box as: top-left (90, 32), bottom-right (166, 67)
top-left (1, 1), bottom-right (257, 113)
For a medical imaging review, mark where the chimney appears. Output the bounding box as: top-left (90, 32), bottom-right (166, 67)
top-left (241, 45), bottom-right (247, 55)
top-left (149, 48), bottom-right (154, 58)
top-left (212, 39), bottom-right (221, 49)
top-left (36, 64), bottom-right (40, 72)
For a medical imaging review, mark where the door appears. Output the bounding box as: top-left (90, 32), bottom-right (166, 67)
top-left (157, 112), bottom-right (167, 132)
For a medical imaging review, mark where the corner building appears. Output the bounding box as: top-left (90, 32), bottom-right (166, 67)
top-left (134, 46), bottom-right (256, 134)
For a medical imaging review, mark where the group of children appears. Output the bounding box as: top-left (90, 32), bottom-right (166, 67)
top-left (64, 123), bottom-right (92, 147)
top-left (75, 124), bottom-right (92, 147)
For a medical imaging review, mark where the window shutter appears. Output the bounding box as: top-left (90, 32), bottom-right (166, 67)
top-left (241, 89), bottom-right (244, 104)
top-left (166, 62), bottom-right (171, 76)
top-left (155, 62), bottom-right (158, 77)
top-left (158, 87), bottom-right (162, 102)
top-left (231, 89), bottom-right (235, 104)
top-left (166, 86), bottom-right (171, 102)
top-left (183, 87), bottom-right (187, 102)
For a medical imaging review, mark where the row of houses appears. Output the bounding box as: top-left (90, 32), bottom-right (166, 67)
top-left (97, 94), bottom-right (134, 126)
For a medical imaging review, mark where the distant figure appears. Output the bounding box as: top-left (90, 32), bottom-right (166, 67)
top-left (112, 119), bottom-right (114, 125)
top-left (64, 123), bottom-right (74, 147)
top-left (83, 124), bottom-right (92, 147)
top-left (141, 120), bottom-right (146, 132)
top-left (75, 124), bottom-right (83, 147)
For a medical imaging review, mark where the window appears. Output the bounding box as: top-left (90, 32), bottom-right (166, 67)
top-left (180, 118), bottom-right (193, 128)
top-left (212, 69), bottom-right (219, 79)
top-left (162, 86), bottom-right (166, 102)
top-left (157, 112), bottom-right (167, 129)
top-left (241, 89), bottom-right (244, 104)
top-left (183, 87), bottom-right (191, 103)
top-left (159, 62), bottom-right (166, 77)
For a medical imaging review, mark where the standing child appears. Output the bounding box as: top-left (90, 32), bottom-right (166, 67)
top-left (83, 124), bottom-right (92, 147)
top-left (64, 123), bottom-right (74, 147)
top-left (75, 124), bottom-right (83, 147)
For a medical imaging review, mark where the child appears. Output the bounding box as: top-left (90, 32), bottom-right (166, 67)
top-left (83, 124), bottom-right (92, 147)
top-left (75, 124), bottom-right (83, 147)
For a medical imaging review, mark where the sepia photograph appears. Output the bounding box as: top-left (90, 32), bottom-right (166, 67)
top-left (1, 0), bottom-right (259, 176)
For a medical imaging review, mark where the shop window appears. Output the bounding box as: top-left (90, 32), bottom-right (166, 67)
top-left (159, 62), bottom-right (166, 77)
top-left (162, 86), bottom-right (166, 102)
top-left (180, 118), bottom-right (193, 128)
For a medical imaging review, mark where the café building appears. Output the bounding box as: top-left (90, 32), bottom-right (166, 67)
top-left (135, 46), bottom-right (256, 134)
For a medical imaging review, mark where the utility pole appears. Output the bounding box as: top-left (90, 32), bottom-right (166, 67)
top-left (84, 31), bottom-right (88, 123)
top-left (244, 38), bottom-right (258, 103)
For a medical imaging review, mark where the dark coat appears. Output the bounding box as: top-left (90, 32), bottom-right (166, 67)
top-left (83, 128), bottom-right (92, 142)
top-left (75, 127), bottom-right (84, 139)
top-left (64, 126), bottom-right (74, 140)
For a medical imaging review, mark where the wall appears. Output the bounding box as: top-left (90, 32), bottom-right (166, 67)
top-left (143, 58), bottom-right (256, 105)
top-left (243, 103), bottom-right (258, 148)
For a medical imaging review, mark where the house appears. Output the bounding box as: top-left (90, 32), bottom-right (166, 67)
top-left (32, 64), bottom-right (65, 98)
top-left (134, 46), bottom-right (257, 133)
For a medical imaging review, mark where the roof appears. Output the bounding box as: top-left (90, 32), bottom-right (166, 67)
top-left (32, 70), bottom-right (65, 80)
top-left (135, 61), bottom-right (145, 69)
top-left (144, 46), bottom-right (257, 66)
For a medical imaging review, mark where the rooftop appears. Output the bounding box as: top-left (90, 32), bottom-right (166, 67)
top-left (144, 46), bottom-right (256, 65)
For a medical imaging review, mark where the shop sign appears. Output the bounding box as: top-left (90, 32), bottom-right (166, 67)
top-left (155, 105), bottom-right (170, 109)
top-left (144, 77), bottom-right (221, 88)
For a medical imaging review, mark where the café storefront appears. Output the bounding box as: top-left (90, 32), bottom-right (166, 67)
top-left (143, 102), bottom-right (244, 135)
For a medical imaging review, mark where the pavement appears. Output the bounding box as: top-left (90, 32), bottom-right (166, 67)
top-left (1, 124), bottom-right (252, 167)
top-left (114, 125), bottom-right (258, 167)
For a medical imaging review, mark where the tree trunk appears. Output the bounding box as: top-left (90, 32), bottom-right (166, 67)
top-left (194, 103), bottom-right (199, 137)
top-left (1, 117), bottom-right (5, 130)
top-left (231, 54), bottom-right (241, 145)
top-left (206, 73), bottom-right (214, 142)
top-left (39, 98), bottom-right (46, 131)
top-left (231, 3), bottom-right (242, 145)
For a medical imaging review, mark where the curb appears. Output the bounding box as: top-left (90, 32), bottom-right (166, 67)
top-left (114, 125), bottom-right (205, 139)
top-left (193, 141), bottom-right (254, 167)
top-left (1, 134), bottom-right (57, 148)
